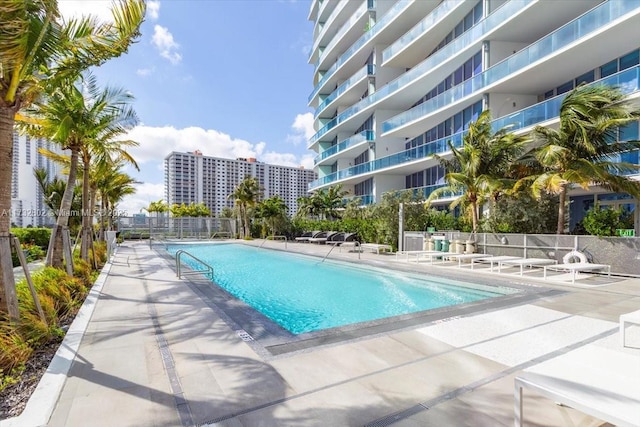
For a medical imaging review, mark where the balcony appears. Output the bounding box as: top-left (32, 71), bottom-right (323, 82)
top-left (382, 0), bottom-right (466, 64)
top-left (313, 1), bottom-right (369, 70)
top-left (310, 65), bottom-right (640, 191)
top-left (344, 194), bottom-right (375, 206)
top-left (382, 0), bottom-right (640, 135)
top-left (308, 0), bottom-right (536, 147)
top-left (315, 64), bottom-right (375, 117)
top-left (309, 0), bottom-right (412, 104)
top-left (314, 130), bottom-right (374, 165)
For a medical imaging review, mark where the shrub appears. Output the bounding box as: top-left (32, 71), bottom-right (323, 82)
top-left (10, 228), bottom-right (51, 249)
top-left (582, 206), bottom-right (627, 236)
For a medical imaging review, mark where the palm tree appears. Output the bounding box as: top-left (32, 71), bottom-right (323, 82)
top-left (427, 110), bottom-right (528, 233)
top-left (257, 196), bottom-right (288, 238)
top-left (228, 177), bottom-right (262, 238)
top-left (296, 195), bottom-right (319, 219)
top-left (102, 170), bottom-right (136, 232)
top-left (0, 0), bottom-right (144, 318)
top-left (144, 199), bottom-right (169, 233)
top-left (318, 184), bottom-right (348, 220)
top-left (516, 84), bottom-right (640, 234)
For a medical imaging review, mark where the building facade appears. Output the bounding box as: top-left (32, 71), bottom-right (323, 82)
top-left (164, 151), bottom-right (317, 217)
top-left (10, 131), bottom-right (64, 228)
top-left (307, 0), bottom-right (640, 232)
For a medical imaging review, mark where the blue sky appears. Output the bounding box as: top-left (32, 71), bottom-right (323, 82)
top-left (59, 0), bottom-right (315, 214)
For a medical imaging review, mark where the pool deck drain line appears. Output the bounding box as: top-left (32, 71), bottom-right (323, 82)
top-left (363, 327), bottom-right (618, 427)
top-left (135, 248), bottom-right (195, 427)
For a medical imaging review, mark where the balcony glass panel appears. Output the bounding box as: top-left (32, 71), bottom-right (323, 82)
top-left (382, 0), bottom-right (466, 62)
top-left (314, 2), bottom-right (368, 69)
top-left (309, 65), bottom-right (640, 191)
top-left (314, 130), bottom-right (374, 164)
top-left (383, 0), bottom-right (640, 133)
top-left (315, 65), bottom-right (375, 117)
top-left (309, 0), bottom-right (411, 103)
top-left (311, 0), bottom-right (350, 55)
top-left (309, 0), bottom-right (533, 144)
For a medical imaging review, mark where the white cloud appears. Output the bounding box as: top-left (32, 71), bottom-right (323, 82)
top-left (116, 182), bottom-right (165, 215)
top-left (151, 25), bottom-right (182, 64)
top-left (286, 112), bottom-right (314, 145)
top-left (136, 67), bottom-right (154, 76)
top-left (147, 1), bottom-right (161, 20)
top-left (58, 1), bottom-right (114, 22)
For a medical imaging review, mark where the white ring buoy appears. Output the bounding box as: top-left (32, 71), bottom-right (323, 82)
top-left (563, 250), bottom-right (587, 264)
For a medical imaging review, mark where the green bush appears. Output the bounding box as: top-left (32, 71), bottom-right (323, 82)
top-left (11, 227), bottom-right (51, 249)
top-left (581, 206), bottom-right (629, 236)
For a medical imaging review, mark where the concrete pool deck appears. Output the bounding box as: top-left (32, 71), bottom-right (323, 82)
top-left (4, 239), bottom-right (640, 427)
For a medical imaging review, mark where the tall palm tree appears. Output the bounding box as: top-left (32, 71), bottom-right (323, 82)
top-left (34, 166), bottom-right (82, 228)
top-left (257, 196), bottom-right (288, 237)
top-left (516, 84), bottom-right (640, 234)
top-left (228, 177), bottom-right (262, 238)
top-left (0, 0), bottom-right (144, 318)
top-left (427, 110), bottom-right (528, 233)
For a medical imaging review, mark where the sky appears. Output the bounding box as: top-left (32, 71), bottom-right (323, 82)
top-left (58, 0), bottom-right (316, 215)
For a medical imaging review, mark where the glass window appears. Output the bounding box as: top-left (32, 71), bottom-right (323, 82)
top-left (463, 58), bottom-right (473, 80)
top-left (556, 80), bottom-right (574, 95)
top-left (454, 22), bottom-right (464, 37)
top-left (464, 11), bottom-right (473, 31)
top-left (620, 49), bottom-right (639, 71)
top-left (620, 122), bottom-right (639, 142)
top-left (473, 2), bottom-right (483, 22)
top-left (600, 59), bottom-right (618, 78)
top-left (473, 51), bottom-right (482, 75)
top-left (544, 90), bottom-right (554, 100)
top-left (454, 67), bottom-right (463, 85)
top-left (454, 112), bottom-right (463, 133)
top-left (575, 70), bottom-right (594, 85)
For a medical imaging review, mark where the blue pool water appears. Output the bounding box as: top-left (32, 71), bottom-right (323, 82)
top-left (167, 243), bottom-right (516, 334)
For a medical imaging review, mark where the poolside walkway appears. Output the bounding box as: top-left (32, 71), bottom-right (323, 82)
top-left (3, 240), bottom-right (640, 427)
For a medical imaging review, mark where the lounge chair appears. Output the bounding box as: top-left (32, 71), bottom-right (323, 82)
top-left (308, 231), bottom-right (338, 244)
top-left (442, 253), bottom-right (492, 268)
top-left (515, 345), bottom-right (640, 427)
top-left (471, 255), bottom-right (522, 271)
top-left (360, 243), bottom-right (392, 254)
top-left (543, 262), bottom-right (611, 284)
top-left (497, 257), bottom-right (557, 275)
top-left (414, 251), bottom-right (457, 264)
top-left (294, 230), bottom-right (321, 242)
top-left (327, 232), bottom-right (356, 246)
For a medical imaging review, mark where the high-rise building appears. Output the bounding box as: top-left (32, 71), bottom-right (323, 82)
top-left (307, 0), bottom-right (640, 231)
top-left (11, 131), bottom-right (64, 227)
top-left (164, 151), bottom-right (317, 217)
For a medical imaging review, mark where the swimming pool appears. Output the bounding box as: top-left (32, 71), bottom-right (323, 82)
top-left (167, 243), bottom-right (517, 334)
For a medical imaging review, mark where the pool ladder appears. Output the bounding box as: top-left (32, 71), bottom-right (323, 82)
top-left (175, 249), bottom-right (214, 279)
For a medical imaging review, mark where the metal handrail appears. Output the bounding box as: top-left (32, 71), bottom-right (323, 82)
top-left (175, 249), bottom-right (214, 279)
top-left (259, 235), bottom-right (288, 249)
top-left (211, 231), bottom-right (232, 239)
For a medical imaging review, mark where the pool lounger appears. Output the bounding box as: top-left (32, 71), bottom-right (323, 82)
top-left (395, 250), bottom-right (442, 261)
top-left (471, 255), bottom-right (522, 271)
top-left (414, 251), bottom-right (457, 264)
top-left (360, 243), bottom-right (393, 254)
top-left (442, 253), bottom-right (492, 268)
top-left (543, 262), bottom-right (611, 284)
top-left (497, 257), bottom-right (557, 275)
top-left (515, 345), bottom-right (640, 427)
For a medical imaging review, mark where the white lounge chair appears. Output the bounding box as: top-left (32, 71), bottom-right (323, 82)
top-left (295, 230), bottom-right (321, 242)
top-left (620, 309), bottom-right (640, 348)
top-left (515, 345), bottom-right (640, 427)
top-left (471, 255), bottom-right (522, 271)
top-left (360, 243), bottom-right (392, 254)
top-left (414, 251), bottom-right (457, 264)
top-left (442, 253), bottom-right (492, 268)
top-left (543, 262), bottom-right (611, 284)
top-left (497, 257), bottom-right (557, 275)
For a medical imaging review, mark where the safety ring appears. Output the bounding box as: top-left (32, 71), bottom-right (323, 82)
top-left (563, 250), bottom-right (587, 264)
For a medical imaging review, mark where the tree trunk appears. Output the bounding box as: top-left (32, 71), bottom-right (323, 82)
top-left (556, 185), bottom-right (567, 235)
top-left (47, 147), bottom-right (79, 269)
top-left (0, 107), bottom-right (19, 319)
top-left (80, 155), bottom-right (91, 261)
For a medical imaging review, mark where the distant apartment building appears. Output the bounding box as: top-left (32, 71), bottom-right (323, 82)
top-left (164, 151), bottom-right (317, 217)
top-left (307, 0), bottom-right (640, 232)
top-left (11, 131), bottom-right (64, 227)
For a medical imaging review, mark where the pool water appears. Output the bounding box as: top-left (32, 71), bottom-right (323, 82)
top-left (167, 243), bottom-right (516, 334)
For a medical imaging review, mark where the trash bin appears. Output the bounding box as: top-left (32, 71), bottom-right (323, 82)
top-left (465, 239), bottom-right (476, 254)
top-left (441, 239), bottom-right (450, 252)
top-left (434, 239), bottom-right (442, 251)
top-left (453, 239), bottom-right (464, 253)
top-left (427, 238), bottom-right (435, 251)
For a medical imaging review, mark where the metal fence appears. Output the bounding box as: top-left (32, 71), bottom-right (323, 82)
top-left (116, 216), bottom-right (236, 240)
top-left (404, 231), bottom-right (640, 276)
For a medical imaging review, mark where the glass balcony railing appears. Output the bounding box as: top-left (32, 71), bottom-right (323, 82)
top-left (315, 65), bottom-right (375, 117)
top-left (309, 0), bottom-right (534, 145)
top-left (313, 2), bottom-right (368, 69)
top-left (383, 0), bottom-right (640, 133)
top-left (395, 184), bottom-right (462, 200)
top-left (314, 130), bottom-right (374, 165)
top-left (309, 65), bottom-right (640, 191)
top-left (344, 194), bottom-right (375, 206)
top-left (311, 0), bottom-right (350, 56)
top-left (382, 0), bottom-right (466, 63)
top-left (309, 0), bottom-right (412, 103)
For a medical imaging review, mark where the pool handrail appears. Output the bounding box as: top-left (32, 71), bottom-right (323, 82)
top-left (175, 249), bottom-right (214, 280)
top-left (259, 235), bottom-right (288, 249)
top-left (210, 231), bottom-right (232, 239)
